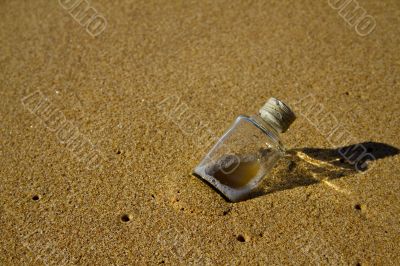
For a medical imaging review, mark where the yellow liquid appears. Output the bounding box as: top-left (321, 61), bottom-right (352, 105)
top-left (213, 160), bottom-right (261, 188)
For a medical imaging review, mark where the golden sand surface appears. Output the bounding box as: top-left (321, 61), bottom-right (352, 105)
top-left (1, 0), bottom-right (399, 264)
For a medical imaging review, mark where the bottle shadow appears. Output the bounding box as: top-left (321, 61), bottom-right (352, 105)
top-left (249, 141), bottom-right (399, 200)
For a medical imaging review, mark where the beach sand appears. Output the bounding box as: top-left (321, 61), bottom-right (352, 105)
top-left (1, 0), bottom-right (399, 264)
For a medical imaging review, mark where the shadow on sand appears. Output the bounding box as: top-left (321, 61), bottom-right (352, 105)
top-left (246, 141), bottom-right (399, 200)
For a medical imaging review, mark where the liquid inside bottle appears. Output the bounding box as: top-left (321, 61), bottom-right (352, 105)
top-left (207, 155), bottom-right (262, 188)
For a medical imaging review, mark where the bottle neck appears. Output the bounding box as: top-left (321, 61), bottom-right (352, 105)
top-left (250, 114), bottom-right (283, 151)
top-left (251, 114), bottom-right (280, 135)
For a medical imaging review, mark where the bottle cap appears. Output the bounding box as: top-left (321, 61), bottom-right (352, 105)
top-left (259, 97), bottom-right (296, 133)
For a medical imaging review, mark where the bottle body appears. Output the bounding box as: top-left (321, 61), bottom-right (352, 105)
top-left (194, 114), bottom-right (285, 202)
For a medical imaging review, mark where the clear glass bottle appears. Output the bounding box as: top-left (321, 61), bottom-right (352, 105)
top-left (193, 98), bottom-right (296, 202)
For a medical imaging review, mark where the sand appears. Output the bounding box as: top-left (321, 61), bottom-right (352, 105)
top-left (1, 0), bottom-right (399, 264)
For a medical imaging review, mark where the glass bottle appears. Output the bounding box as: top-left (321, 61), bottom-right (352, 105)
top-left (193, 98), bottom-right (296, 202)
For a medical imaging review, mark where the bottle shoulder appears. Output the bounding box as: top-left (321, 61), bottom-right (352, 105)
top-left (235, 114), bottom-right (285, 152)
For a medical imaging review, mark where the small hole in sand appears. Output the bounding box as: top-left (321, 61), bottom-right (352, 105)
top-left (288, 161), bottom-right (296, 172)
top-left (344, 92), bottom-right (349, 95)
top-left (354, 204), bottom-right (362, 211)
top-left (121, 214), bottom-right (131, 222)
top-left (180, 208), bottom-right (184, 211)
top-left (116, 150), bottom-right (121, 155)
top-left (356, 263), bottom-right (361, 266)
top-left (236, 235), bottom-right (246, 242)
top-left (223, 209), bottom-right (230, 216)
top-left (32, 195), bottom-right (40, 201)
top-left (259, 233), bottom-right (263, 237)
top-left (160, 260), bottom-right (165, 264)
